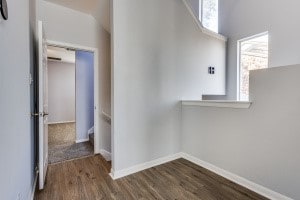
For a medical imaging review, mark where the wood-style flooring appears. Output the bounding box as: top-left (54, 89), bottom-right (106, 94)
top-left (35, 155), bottom-right (269, 200)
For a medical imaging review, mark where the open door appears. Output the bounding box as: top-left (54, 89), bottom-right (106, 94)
top-left (38, 21), bottom-right (49, 190)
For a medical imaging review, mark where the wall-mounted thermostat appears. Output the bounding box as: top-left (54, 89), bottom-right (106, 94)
top-left (208, 66), bottom-right (215, 74)
top-left (0, 0), bottom-right (8, 20)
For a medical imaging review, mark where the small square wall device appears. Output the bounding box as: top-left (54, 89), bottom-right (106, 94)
top-left (208, 66), bottom-right (215, 74)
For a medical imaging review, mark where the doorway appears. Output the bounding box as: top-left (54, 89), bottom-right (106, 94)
top-left (46, 42), bottom-right (100, 164)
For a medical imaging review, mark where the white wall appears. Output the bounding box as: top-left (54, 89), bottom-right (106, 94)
top-left (38, 0), bottom-right (112, 151)
top-left (219, 0), bottom-right (300, 99)
top-left (37, 0), bottom-right (98, 48)
top-left (186, 0), bottom-right (200, 19)
top-left (0, 0), bottom-right (36, 199)
top-left (176, 13), bottom-right (226, 99)
top-left (75, 51), bottom-right (95, 141)
top-left (48, 61), bottom-right (75, 123)
top-left (182, 65), bottom-right (300, 199)
top-left (111, 0), bottom-right (225, 171)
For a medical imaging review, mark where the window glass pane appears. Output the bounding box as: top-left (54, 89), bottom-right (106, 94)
top-left (202, 0), bottom-right (218, 33)
top-left (239, 34), bottom-right (269, 101)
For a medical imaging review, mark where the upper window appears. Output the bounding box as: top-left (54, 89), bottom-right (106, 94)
top-left (199, 0), bottom-right (219, 33)
top-left (238, 33), bottom-right (269, 101)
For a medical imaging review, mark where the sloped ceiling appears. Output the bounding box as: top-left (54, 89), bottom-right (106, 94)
top-left (44, 0), bottom-right (110, 33)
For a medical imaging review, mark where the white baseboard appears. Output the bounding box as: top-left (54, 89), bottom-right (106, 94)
top-left (180, 153), bottom-right (292, 200)
top-left (110, 153), bottom-right (182, 180)
top-left (109, 152), bottom-right (292, 199)
top-left (76, 138), bottom-right (89, 143)
top-left (100, 149), bottom-right (111, 161)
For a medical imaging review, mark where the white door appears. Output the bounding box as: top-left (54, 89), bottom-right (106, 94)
top-left (38, 21), bottom-right (49, 190)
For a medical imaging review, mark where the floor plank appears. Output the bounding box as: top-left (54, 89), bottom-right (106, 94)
top-left (35, 156), bottom-right (269, 200)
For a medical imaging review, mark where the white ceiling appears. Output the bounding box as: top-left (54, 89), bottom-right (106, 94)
top-left (44, 0), bottom-right (111, 32)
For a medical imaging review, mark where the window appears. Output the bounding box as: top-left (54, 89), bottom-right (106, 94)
top-left (199, 0), bottom-right (219, 33)
top-left (238, 33), bottom-right (269, 101)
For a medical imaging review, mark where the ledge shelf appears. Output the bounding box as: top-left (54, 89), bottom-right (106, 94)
top-left (182, 100), bottom-right (252, 109)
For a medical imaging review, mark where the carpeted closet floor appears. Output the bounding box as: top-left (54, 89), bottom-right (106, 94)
top-left (48, 122), bottom-right (94, 164)
top-left (48, 141), bottom-right (94, 164)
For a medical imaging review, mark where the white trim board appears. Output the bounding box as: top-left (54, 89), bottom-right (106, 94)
top-left (110, 152), bottom-right (292, 200)
top-left (76, 138), bottom-right (89, 143)
top-left (100, 149), bottom-right (112, 161)
top-left (182, 100), bottom-right (252, 109)
top-left (110, 153), bottom-right (182, 180)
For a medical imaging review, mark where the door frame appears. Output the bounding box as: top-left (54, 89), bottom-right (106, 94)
top-left (47, 40), bottom-right (100, 154)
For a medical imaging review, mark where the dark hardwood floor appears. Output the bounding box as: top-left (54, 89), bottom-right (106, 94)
top-left (35, 155), bottom-right (268, 200)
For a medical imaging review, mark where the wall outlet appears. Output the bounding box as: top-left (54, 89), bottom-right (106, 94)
top-left (208, 66), bottom-right (215, 74)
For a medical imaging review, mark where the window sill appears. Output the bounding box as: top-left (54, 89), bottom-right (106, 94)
top-left (181, 100), bottom-right (252, 109)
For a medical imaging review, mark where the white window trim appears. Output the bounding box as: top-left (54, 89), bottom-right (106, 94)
top-left (237, 31), bottom-right (269, 101)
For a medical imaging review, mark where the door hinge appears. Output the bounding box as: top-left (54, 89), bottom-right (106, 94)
top-left (31, 112), bottom-right (49, 117)
top-left (29, 73), bottom-right (33, 85)
top-left (31, 112), bottom-right (39, 117)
